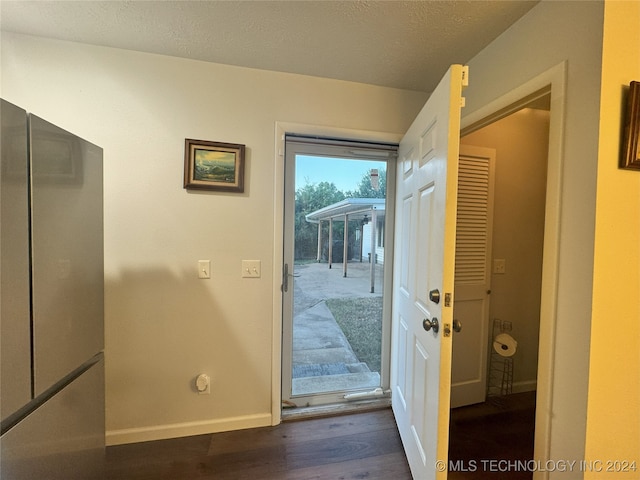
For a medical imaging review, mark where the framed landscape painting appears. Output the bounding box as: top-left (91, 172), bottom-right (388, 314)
top-left (621, 81), bottom-right (640, 170)
top-left (184, 139), bottom-right (245, 192)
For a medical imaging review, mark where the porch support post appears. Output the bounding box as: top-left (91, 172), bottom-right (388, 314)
top-left (343, 214), bottom-right (349, 278)
top-left (359, 223), bottom-right (364, 262)
top-left (370, 209), bottom-right (377, 293)
top-left (316, 220), bottom-right (322, 262)
top-left (328, 218), bottom-right (333, 269)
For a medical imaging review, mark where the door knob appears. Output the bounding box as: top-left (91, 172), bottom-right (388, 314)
top-left (453, 319), bottom-right (462, 333)
top-left (423, 317), bottom-right (439, 334)
top-left (429, 289), bottom-right (440, 304)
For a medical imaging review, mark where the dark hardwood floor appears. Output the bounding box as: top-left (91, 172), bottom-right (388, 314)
top-left (106, 408), bottom-right (412, 479)
top-left (106, 393), bottom-right (535, 479)
top-left (448, 392), bottom-right (536, 480)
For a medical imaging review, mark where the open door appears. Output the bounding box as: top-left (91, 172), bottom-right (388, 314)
top-left (391, 64), bottom-right (467, 479)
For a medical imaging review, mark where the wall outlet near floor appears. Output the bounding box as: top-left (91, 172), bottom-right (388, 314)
top-left (493, 258), bottom-right (506, 274)
top-left (195, 374), bottom-right (210, 394)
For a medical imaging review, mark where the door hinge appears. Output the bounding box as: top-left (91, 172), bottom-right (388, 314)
top-left (461, 65), bottom-right (469, 87)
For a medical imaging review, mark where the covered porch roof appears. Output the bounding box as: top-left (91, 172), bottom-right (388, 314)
top-left (305, 198), bottom-right (385, 224)
top-left (305, 198), bottom-right (386, 293)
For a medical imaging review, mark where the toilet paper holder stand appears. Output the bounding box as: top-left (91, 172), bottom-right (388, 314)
top-left (487, 319), bottom-right (514, 400)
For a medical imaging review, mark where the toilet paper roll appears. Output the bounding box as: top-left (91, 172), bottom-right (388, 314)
top-left (493, 333), bottom-right (517, 357)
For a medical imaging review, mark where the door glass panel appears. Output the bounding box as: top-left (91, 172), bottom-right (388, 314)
top-left (283, 139), bottom-right (395, 407)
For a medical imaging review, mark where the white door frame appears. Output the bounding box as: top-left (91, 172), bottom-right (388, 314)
top-left (271, 121), bottom-right (402, 424)
top-left (461, 61), bottom-right (567, 478)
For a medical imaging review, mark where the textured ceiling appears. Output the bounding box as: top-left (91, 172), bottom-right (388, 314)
top-left (0, 0), bottom-right (538, 93)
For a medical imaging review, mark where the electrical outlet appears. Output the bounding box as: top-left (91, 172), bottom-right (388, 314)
top-left (195, 374), bottom-right (210, 395)
top-left (242, 260), bottom-right (261, 278)
top-left (493, 259), bottom-right (506, 274)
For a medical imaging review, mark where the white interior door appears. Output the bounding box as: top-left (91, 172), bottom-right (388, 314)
top-left (391, 65), bottom-right (467, 479)
top-left (451, 145), bottom-right (496, 408)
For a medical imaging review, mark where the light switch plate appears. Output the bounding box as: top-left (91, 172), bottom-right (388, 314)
top-left (242, 260), bottom-right (261, 278)
top-left (198, 260), bottom-right (211, 279)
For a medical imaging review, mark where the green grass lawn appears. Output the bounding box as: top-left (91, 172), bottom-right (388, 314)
top-left (325, 297), bottom-right (383, 374)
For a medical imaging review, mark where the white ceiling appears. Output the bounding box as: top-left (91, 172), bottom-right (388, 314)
top-left (0, 0), bottom-right (538, 93)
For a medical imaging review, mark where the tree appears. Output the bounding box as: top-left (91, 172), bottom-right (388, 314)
top-left (294, 181), bottom-right (345, 260)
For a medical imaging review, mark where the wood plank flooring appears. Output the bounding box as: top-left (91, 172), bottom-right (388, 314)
top-left (106, 408), bottom-right (412, 479)
top-left (106, 393), bottom-right (535, 479)
top-left (448, 392), bottom-right (536, 480)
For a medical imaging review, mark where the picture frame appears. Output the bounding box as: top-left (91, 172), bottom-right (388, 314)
top-left (621, 81), bottom-right (640, 170)
top-left (184, 139), bottom-right (245, 192)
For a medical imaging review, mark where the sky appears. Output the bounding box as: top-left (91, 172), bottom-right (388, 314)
top-left (295, 155), bottom-right (386, 193)
top-left (195, 148), bottom-right (235, 166)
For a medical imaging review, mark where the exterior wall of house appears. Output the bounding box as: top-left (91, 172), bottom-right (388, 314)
top-left (465, 1), bottom-right (605, 475)
top-left (585, 1), bottom-right (640, 475)
top-left (0, 32), bottom-right (427, 444)
top-left (361, 220), bottom-right (385, 264)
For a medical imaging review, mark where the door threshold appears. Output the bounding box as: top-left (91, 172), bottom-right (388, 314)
top-left (281, 397), bottom-right (392, 422)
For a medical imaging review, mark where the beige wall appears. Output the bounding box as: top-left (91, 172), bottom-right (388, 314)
top-left (0, 32), bottom-right (427, 444)
top-left (3, 0), bottom-right (636, 469)
top-left (585, 0), bottom-right (640, 476)
top-left (462, 107), bottom-right (550, 392)
top-left (465, 1), bottom-right (604, 475)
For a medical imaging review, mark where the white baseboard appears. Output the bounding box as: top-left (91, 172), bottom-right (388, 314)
top-left (106, 412), bottom-right (272, 446)
top-left (511, 380), bottom-right (537, 393)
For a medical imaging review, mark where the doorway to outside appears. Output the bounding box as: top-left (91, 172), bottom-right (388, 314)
top-left (281, 135), bottom-right (397, 410)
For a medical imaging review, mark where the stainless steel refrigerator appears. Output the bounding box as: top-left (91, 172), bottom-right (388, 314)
top-left (1, 99), bottom-right (105, 479)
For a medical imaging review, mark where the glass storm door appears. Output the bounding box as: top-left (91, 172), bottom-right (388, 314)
top-left (282, 136), bottom-right (396, 408)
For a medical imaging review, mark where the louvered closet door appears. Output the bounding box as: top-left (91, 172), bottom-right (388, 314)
top-left (451, 145), bottom-right (496, 408)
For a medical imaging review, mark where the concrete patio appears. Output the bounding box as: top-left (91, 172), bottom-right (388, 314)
top-left (291, 261), bottom-right (384, 396)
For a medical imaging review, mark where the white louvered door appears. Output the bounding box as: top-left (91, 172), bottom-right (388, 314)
top-left (451, 145), bottom-right (496, 408)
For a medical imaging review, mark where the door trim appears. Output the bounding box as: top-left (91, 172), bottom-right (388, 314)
top-left (460, 61), bottom-right (567, 478)
top-left (272, 121), bottom-right (402, 424)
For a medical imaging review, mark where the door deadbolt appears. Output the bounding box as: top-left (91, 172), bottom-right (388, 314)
top-left (429, 289), bottom-right (440, 304)
top-left (423, 317), bottom-right (439, 334)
